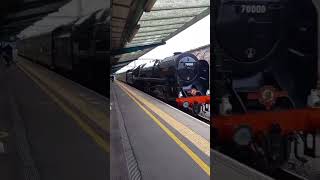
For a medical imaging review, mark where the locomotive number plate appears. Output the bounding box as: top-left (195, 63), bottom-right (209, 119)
top-left (241, 5), bottom-right (267, 14)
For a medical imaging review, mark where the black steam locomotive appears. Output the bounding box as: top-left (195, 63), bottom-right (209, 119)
top-left (213, 0), bottom-right (319, 175)
top-left (17, 9), bottom-right (108, 96)
top-left (117, 52), bottom-right (210, 116)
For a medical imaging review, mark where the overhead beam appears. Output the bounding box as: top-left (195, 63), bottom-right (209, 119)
top-left (2, 1), bottom-right (69, 27)
top-left (111, 41), bottom-right (165, 56)
top-left (5, 1), bottom-right (69, 20)
top-left (140, 15), bottom-right (195, 21)
top-left (141, 22), bottom-right (185, 28)
top-left (150, 5), bottom-right (210, 11)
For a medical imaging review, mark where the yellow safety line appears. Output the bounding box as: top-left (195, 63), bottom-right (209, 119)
top-left (117, 82), bottom-right (210, 176)
top-left (118, 81), bottom-right (210, 157)
top-left (18, 59), bottom-right (109, 132)
top-left (18, 64), bottom-right (109, 152)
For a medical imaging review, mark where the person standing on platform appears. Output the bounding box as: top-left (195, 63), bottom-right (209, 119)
top-left (0, 43), bottom-right (3, 64)
top-left (3, 44), bottom-right (13, 66)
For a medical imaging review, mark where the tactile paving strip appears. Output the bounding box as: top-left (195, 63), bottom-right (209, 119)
top-left (9, 96), bottom-right (40, 180)
top-left (112, 85), bottom-right (142, 180)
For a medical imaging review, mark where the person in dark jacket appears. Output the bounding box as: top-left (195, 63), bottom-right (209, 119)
top-left (2, 44), bottom-right (13, 66)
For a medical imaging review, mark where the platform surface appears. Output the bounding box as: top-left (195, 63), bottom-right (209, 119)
top-left (0, 56), bottom-right (109, 180)
top-left (211, 149), bottom-right (274, 180)
top-left (110, 80), bottom-right (210, 180)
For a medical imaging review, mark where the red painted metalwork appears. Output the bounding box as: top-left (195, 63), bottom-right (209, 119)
top-left (176, 95), bottom-right (210, 107)
top-left (212, 108), bottom-right (320, 142)
top-left (247, 85), bottom-right (288, 110)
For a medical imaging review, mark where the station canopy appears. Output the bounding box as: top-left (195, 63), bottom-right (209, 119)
top-left (112, 0), bottom-right (210, 64)
top-left (18, 0), bottom-right (108, 39)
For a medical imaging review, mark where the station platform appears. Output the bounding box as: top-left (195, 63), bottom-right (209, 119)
top-left (0, 55), bottom-right (108, 180)
top-left (211, 149), bottom-right (274, 180)
top-left (110, 80), bottom-right (210, 180)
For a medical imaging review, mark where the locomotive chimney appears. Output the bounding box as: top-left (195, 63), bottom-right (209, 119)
top-left (173, 52), bottom-right (182, 56)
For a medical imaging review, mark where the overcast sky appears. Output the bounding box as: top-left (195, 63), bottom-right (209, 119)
top-left (116, 14), bottom-right (210, 73)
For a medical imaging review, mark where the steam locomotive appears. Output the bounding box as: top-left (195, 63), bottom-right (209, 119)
top-left (17, 9), bottom-right (108, 96)
top-left (117, 52), bottom-right (210, 117)
top-left (212, 0), bottom-right (320, 175)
